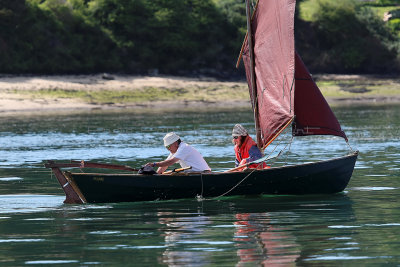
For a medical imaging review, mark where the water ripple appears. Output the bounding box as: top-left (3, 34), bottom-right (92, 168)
top-left (0, 195), bottom-right (64, 214)
top-left (351, 187), bottom-right (397, 191)
top-left (0, 177), bottom-right (23, 181)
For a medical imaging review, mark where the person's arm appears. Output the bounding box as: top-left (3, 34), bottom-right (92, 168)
top-left (149, 157), bottom-right (180, 174)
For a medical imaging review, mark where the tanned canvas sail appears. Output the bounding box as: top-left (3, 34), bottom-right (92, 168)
top-left (293, 52), bottom-right (347, 140)
top-left (242, 0), bottom-right (347, 149)
top-left (242, 0), bottom-right (296, 149)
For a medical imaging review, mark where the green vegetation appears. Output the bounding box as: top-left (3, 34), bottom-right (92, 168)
top-left (0, 0), bottom-right (239, 75)
top-left (0, 0), bottom-right (122, 73)
top-left (297, 0), bottom-right (400, 73)
top-left (12, 84), bottom-right (249, 104)
top-left (0, 0), bottom-right (399, 75)
top-left (8, 75), bottom-right (400, 105)
top-left (315, 76), bottom-right (400, 99)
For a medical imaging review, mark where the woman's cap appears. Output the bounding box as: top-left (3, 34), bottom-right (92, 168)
top-left (232, 124), bottom-right (248, 137)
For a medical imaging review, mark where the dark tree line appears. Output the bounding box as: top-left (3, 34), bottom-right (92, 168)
top-left (0, 0), bottom-right (399, 75)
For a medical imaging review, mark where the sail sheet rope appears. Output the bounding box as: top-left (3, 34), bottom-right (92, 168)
top-left (204, 168), bottom-right (259, 200)
top-left (197, 125), bottom-right (295, 201)
top-left (198, 121), bottom-right (352, 201)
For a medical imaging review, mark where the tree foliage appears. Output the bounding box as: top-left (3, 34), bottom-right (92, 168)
top-left (0, 0), bottom-right (399, 75)
top-left (85, 0), bottom-right (237, 73)
top-left (0, 0), bottom-right (122, 73)
top-left (296, 0), bottom-right (400, 73)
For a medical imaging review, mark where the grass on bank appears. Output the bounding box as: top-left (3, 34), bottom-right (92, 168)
top-left (11, 84), bottom-right (250, 104)
top-left (316, 76), bottom-right (400, 99)
top-left (9, 76), bottom-right (400, 105)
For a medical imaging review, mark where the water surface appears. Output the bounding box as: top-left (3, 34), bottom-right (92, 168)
top-left (0, 105), bottom-right (399, 266)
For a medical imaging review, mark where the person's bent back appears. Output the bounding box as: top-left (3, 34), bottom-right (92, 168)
top-left (146, 132), bottom-right (211, 174)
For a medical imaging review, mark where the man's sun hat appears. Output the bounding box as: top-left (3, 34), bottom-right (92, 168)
top-left (232, 124), bottom-right (248, 137)
top-left (163, 132), bottom-right (180, 147)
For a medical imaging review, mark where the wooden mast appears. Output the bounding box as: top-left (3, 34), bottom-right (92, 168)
top-left (236, 1), bottom-right (260, 68)
top-left (245, 0), bottom-right (262, 149)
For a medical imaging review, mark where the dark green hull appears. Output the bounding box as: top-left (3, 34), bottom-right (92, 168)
top-left (57, 152), bottom-right (358, 203)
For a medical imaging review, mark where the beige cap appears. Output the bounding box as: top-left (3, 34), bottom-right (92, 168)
top-left (163, 132), bottom-right (180, 146)
top-left (232, 124), bottom-right (248, 137)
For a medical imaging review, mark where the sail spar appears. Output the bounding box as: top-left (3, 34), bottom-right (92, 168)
top-left (241, 0), bottom-right (346, 149)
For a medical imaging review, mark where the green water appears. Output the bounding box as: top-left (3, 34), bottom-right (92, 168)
top-left (0, 105), bottom-right (399, 266)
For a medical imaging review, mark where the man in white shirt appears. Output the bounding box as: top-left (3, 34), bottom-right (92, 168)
top-left (146, 132), bottom-right (211, 174)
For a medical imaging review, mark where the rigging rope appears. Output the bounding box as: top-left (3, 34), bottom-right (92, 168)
top-left (211, 167), bottom-right (258, 200)
top-left (346, 140), bottom-right (354, 152)
top-left (283, 134), bottom-right (294, 166)
top-left (197, 123), bottom-right (295, 201)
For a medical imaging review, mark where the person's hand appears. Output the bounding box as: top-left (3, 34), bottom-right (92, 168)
top-left (239, 159), bottom-right (247, 166)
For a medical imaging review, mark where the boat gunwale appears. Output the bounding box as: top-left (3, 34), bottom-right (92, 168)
top-left (66, 151), bottom-right (359, 177)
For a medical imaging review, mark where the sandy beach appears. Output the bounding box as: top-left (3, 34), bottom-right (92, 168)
top-left (0, 74), bottom-right (251, 114)
top-left (0, 74), bottom-right (399, 115)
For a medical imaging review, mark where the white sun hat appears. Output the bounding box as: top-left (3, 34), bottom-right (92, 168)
top-left (232, 124), bottom-right (248, 137)
top-left (163, 132), bottom-right (180, 147)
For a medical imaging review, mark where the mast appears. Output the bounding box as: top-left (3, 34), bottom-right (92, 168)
top-left (240, 0), bottom-right (345, 150)
top-left (245, 0), bottom-right (262, 149)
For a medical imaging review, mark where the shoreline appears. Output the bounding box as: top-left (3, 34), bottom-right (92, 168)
top-left (0, 74), bottom-right (399, 115)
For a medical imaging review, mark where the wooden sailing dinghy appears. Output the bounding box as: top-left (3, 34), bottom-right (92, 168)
top-left (45, 0), bottom-right (358, 204)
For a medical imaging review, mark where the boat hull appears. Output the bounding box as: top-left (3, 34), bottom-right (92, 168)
top-left (59, 152), bottom-right (358, 203)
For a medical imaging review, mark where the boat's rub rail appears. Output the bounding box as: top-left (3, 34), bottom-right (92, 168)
top-left (44, 160), bottom-right (138, 172)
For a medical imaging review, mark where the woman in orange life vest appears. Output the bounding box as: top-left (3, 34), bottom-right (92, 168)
top-left (232, 124), bottom-right (269, 170)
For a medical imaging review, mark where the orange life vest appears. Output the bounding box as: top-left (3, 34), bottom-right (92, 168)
top-left (234, 136), bottom-right (268, 170)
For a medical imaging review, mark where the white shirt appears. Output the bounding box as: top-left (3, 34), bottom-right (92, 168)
top-left (167, 142), bottom-right (211, 172)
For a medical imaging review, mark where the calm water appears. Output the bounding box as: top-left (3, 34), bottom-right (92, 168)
top-left (0, 105), bottom-right (399, 266)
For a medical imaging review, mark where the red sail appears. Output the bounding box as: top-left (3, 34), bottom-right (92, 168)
top-left (242, 0), bottom-right (346, 148)
top-left (294, 52), bottom-right (347, 140)
top-left (242, 0), bottom-right (296, 148)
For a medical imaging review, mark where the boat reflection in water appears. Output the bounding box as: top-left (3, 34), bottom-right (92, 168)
top-left (234, 213), bottom-right (300, 266)
top-left (154, 194), bottom-right (354, 266)
top-left (158, 211), bottom-right (300, 266)
top-left (158, 212), bottom-right (212, 266)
